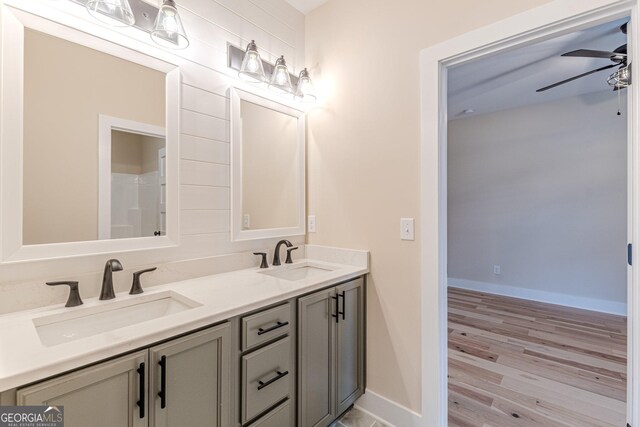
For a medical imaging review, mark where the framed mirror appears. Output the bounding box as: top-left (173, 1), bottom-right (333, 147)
top-left (0, 6), bottom-right (181, 262)
top-left (230, 88), bottom-right (306, 241)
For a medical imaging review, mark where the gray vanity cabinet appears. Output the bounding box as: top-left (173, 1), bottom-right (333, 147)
top-left (150, 324), bottom-right (230, 427)
top-left (16, 350), bottom-right (148, 427)
top-left (298, 277), bottom-right (365, 427)
top-left (15, 323), bottom-right (230, 427)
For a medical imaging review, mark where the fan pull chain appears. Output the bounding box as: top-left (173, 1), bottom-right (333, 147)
top-left (617, 87), bottom-right (622, 116)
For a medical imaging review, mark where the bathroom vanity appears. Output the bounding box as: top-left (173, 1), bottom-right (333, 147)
top-left (0, 254), bottom-right (367, 427)
top-left (0, 2), bottom-right (366, 426)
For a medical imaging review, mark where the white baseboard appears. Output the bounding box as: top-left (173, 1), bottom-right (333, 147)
top-left (354, 389), bottom-right (423, 427)
top-left (448, 278), bottom-right (627, 316)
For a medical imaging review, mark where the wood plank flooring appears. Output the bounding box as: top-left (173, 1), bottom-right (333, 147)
top-left (448, 287), bottom-right (627, 427)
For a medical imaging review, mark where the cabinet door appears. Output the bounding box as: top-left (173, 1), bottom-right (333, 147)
top-left (17, 351), bottom-right (147, 427)
top-left (150, 323), bottom-right (230, 427)
top-left (298, 288), bottom-right (336, 427)
top-left (336, 277), bottom-right (365, 415)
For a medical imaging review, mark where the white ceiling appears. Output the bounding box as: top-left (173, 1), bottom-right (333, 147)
top-left (285, 0), bottom-right (329, 14)
top-left (448, 18), bottom-right (628, 119)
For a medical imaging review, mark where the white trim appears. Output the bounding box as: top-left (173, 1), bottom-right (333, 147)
top-left (97, 115), bottom-right (167, 240)
top-left (229, 87), bottom-right (306, 242)
top-left (0, 5), bottom-right (182, 263)
top-left (420, 1), bottom-right (638, 425)
top-left (448, 278), bottom-right (628, 316)
top-left (355, 390), bottom-right (422, 427)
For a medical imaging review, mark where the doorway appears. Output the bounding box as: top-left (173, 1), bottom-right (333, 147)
top-left (419, 1), bottom-right (639, 426)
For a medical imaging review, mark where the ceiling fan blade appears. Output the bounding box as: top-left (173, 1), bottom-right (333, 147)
top-left (536, 63), bottom-right (618, 92)
top-left (562, 49), bottom-right (624, 59)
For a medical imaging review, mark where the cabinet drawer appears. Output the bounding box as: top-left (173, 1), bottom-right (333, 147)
top-left (242, 336), bottom-right (291, 423)
top-left (248, 399), bottom-right (292, 427)
top-left (242, 303), bottom-right (290, 351)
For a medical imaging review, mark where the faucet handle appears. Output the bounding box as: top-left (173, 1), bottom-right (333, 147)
top-left (253, 252), bottom-right (269, 269)
top-left (130, 267), bottom-right (157, 295)
top-left (47, 281), bottom-right (83, 307)
top-left (285, 247), bottom-right (299, 264)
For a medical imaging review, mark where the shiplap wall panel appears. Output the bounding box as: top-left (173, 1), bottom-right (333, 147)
top-left (181, 161), bottom-right (230, 186)
top-left (181, 110), bottom-right (228, 141)
top-left (248, 0), bottom-right (306, 69)
top-left (249, 0), bottom-right (305, 36)
top-left (181, 210), bottom-right (230, 235)
top-left (182, 85), bottom-right (229, 120)
top-left (181, 135), bottom-right (229, 164)
top-left (182, 186), bottom-right (229, 210)
top-left (179, 0), bottom-right (296, 67)
top-left (181, 63), bottom-right (230, 97)
top-left (214, 0), bottom-right (296, 47)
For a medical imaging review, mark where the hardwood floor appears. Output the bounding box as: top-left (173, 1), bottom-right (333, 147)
top-left (448, 287), bottom-right (627, 427)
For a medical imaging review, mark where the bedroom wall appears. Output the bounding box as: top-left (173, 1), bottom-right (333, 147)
top-left (448, 90), bottom-right (628, 314)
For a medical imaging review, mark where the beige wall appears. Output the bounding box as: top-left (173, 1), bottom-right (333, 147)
top-left (241, 100), bottom-right (299, 230)
top-left (23, 29), bottom-right (165, 245)
top-left (305, 0), bottom-right (551, 412)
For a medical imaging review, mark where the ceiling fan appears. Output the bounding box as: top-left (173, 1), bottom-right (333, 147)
top-left (536, 23), bottom-right (630, 92)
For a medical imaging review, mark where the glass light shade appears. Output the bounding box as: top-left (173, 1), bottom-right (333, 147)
top-left (151, 0), bottom-right (189, 50)
top-left (607, 65), bottom-right (631, 89)
top-left (294, 68), bottom-right (317, 102)
top-left (238, 41), bottom-right (266, 83)
top-left (86, 0), bottom-right (135, 27)
top-left (268, 56), bottom-right (293, 94)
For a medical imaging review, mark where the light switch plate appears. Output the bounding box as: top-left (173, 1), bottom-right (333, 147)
top-left (308, 215), bottom-right (316, 233)
top-left (400, 218), bottom-right (414, 240)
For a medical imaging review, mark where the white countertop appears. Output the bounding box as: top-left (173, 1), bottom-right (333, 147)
top-left (0, 256), bottom-right (368, 392)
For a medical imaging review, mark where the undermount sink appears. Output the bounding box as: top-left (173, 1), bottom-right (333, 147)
top-left (259, 263), bottom-right (336, 281)
top-left (33, 291), bottom-right (201, 347)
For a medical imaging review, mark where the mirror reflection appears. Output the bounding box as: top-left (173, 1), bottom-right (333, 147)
top-left (108, 129), bottom-right (166, 239)
top-left (240, 99), bottom-right (299, 230)
top-left (22, 28), bottom-right (166, 245)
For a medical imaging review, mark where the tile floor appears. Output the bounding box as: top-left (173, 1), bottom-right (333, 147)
top-left (330, 407), bottom-right (391, 427)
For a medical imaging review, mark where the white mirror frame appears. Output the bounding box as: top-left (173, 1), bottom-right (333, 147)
top-left (0, 5), bottom-right (181, 263)
top-left (230, 88), bottom-right (306, 241)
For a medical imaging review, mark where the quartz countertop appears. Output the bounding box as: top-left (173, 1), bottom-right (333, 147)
top-left (0, 248), bottom-right (368, 392)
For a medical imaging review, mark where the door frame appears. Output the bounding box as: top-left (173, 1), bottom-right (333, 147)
top-left (419, 0), bottom-right (639, 425)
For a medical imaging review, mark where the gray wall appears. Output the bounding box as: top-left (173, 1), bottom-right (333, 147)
top-left (447, 90), bottom-right (627, 313)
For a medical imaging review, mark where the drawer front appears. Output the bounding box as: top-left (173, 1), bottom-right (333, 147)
top-left (242, 336), bottom-right (291, 423)
top-left (249, 399), bottom-right (292, 427)
top-left (242, 303), bottom-right (291, 351)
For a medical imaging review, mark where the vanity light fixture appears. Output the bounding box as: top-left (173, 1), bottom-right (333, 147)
top-left (151, 0), bottom-right (189, 50)
top-left (293, 68), bottom-right (317, 102)
top-left (268, 56), bottom-right (293, 94)
top-left (86, 0), bottom-right (135, 27)
top-left (238, 40), bottom-right (267, 83)
top-left (228, 44), bottom-right (317, 102)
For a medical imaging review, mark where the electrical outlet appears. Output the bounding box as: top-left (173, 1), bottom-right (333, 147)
top-left (400, 218), bottom-right (415, 240)
top-left (308, 215), bottom-right (316, 233)
top-left (243, 214), bottom-right (250, 229)
top-left (493, 265), bottom-right (501, 275)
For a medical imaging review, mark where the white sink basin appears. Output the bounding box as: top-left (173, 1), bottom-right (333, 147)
top-left (33, 291), bottom-right (200, 347)
top-left (260, 263), bottom-right (336, 281)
